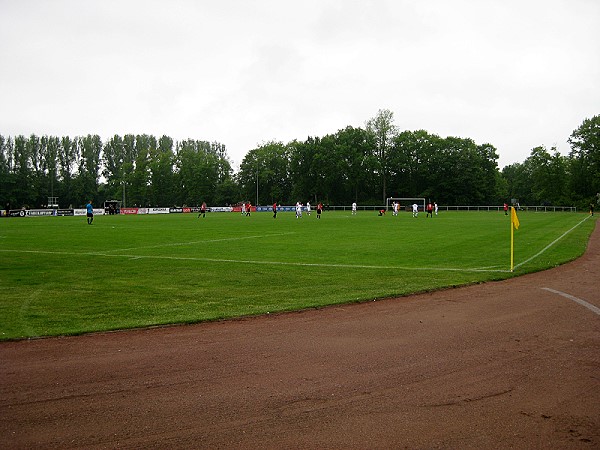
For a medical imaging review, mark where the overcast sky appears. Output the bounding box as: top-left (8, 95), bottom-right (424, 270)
top-left (1, 0), bottom-right (598, 169)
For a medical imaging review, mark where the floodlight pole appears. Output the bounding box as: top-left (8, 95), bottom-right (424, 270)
top-left (122, 178), bottom-right (126, 208)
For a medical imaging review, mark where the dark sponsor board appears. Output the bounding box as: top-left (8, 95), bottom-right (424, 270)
top-left (168, 207), bottom-right (204, 213)
top-left (28, 209), bottom-right (55, 216)
top-left (6, 209), bottom-right (56, 217)
top-left (149, 207), bottom-right (170, 214)
top-left (256, 206), bottom-right (298, 212)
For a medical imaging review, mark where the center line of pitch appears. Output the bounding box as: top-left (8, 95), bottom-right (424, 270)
top-left (0, 248), bottom-right (508, 273)
top-left (106, 232), bottom-right (296, 253)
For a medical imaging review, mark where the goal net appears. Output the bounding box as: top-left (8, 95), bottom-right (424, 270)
top-left (386, 197), bottom-right (426, 212)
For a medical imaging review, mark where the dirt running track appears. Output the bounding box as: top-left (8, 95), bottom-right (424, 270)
top-left (1, 220), bottom-right (599, 449)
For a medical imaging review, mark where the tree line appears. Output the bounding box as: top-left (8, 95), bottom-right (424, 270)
top-left (1, 111), bottom-right (598, 210)
top-left (0, 134), bottom-right (237, 210)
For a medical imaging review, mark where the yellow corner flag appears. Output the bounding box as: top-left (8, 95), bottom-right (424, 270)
top-left (510, 206), bottom-right (519, 271)
top-left (511, 206), bottom-right (520, 230)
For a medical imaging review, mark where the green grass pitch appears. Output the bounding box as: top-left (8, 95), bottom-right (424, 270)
top-left (0, 210), bottom-right (595, 340)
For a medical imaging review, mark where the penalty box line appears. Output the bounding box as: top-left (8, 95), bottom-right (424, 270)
top-left (0, 248), bottom-right (510, 273)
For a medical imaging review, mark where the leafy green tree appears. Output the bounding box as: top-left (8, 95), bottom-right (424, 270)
top-left (74, 135), bottom-right (102, 205)
top-left (568, 115), bottom-right (600, 205)
top-left (41, 136), bottom-right (60, 205)
top-left (525, 146), bottom-right (569, 205)
top-left (289, 137), bottom-right (320, 203)
top-left (12, 135), bottom-right (33, 207)
top-left (248, 141), bottom-right (291, 204)
top-left (102, 135), bottom-right (126, 204)
top-left (211, 142), bottom-right (235, 205)
top-left (129, 134), bottom-right (155, 206)
top-left (175, 140), bottom-right (226, 206)
top-left (503, 146), bottom-right (569, 206)
top-left (390, 130), bottom-right (441, 199)
top-left (26, 134), bottom-right (46, 207)
top-left (213, 177), bottom-right (239, 206)
top-left (0, 135), bottom-right (16, 208)
top-left (291, 135), bottom-right (343, 204)
top-left (446, 140), bottom-right (499, 205)
top-left (148, 135), bottom-right (175, 206)
top-left (58, 136), bottom-right (79, 207)
top-left (237, 149), bottom-right (258, 204)
top-left (333, 126), bottom-right (375, 203)
top-left (470, 143), bottom-right (500, 204)
top-left (436, 137), bottom-right (478, 204)
top-left (547, 150), bottom-right (570, 205)
top-left (503, 162), bottom-right (531, 204)
top-left (120, 135), bottom-right (137, 207)
top-left (493, 170), bottom-right (509, 204)
top-left (288, 130), bottom-right (374, 206)
top-left (24, 134), bottom-right (60, 208)
top-left (366, 109), bottom-right (398, 204)
top-left (389, 132), bottom-right (499, 205)
top-left (310, 134), bottom-right (342, 204)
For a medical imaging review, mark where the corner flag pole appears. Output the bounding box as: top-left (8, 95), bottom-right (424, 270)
top-left (510, 211), bottom-right (515, 272)
top-left (510, 206), bottom-right (520, 272)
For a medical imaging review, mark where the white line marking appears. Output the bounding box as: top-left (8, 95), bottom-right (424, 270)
top-left (107, 232), bottom-right (296, 253)
top-left (541, 287), bottom-right (600, 316)
top-left (514, 215), bottom-right (591, 270)
top-left (0, 248), bottom-right (509, 273)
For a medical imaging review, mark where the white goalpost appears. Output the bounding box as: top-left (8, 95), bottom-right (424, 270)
top-left (386, 197), bottom-right (426, 212)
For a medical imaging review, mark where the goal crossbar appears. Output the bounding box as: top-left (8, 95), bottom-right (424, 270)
top-left (386, 197), bottom-right (426, 211)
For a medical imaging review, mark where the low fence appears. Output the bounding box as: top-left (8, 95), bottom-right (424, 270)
top-left (0, 204), bottom-right (578, 217)
top-left (322, 205), bottom-right (578, 213)
top-left (436, 205), bottom-right (577, 213)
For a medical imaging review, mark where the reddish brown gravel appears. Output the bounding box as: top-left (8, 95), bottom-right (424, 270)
top-left (1, 220), bottom-right (598, 449)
